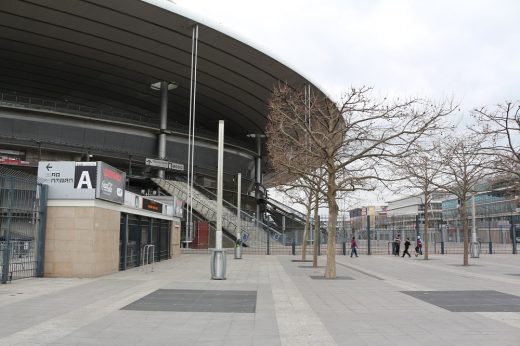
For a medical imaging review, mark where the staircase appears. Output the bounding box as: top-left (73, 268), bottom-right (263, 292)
top-left (152, 178), bottom-right (276, 247)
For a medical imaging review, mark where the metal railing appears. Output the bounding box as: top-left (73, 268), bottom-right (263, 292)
top-left (0, 91), bottom-right (153, 126)
top-left (0, 91), bottom-right (255, 151)
top-left (142, 244), bottom-right (155, 273)
top-left (153, 178), bottom-right (282, 248)
top-left (268, 197), bottom-right (309, 223)
top-left (1, 169), bottom-right (47, 283)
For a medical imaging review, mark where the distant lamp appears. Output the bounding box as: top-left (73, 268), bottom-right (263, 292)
top-left (150, 81), bottom-right (178, 91)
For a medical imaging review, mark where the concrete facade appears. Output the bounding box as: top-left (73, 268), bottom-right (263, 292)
top-left (44, 205), bottom-right (120, 278)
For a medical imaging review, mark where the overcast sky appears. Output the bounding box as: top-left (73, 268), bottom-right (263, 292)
top-left (175, 0), bottom-right (520, 207)
top-left (177, 0), bottom-right (519, 112)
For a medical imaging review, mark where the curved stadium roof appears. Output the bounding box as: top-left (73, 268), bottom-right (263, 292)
top-left (0, 0), bottom-right (321, 150)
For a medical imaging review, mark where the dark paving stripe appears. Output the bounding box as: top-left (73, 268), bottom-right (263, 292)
top-left (402, 290), bottom-right (520, 312)
top-left (291, 260), bottom-right (313, 262)
top-left (337, 262), bottom-right (385, 280)
top-left (298, 265), bottom-right (326, 268)
top-left (122, 289), bottom-right (257, 313)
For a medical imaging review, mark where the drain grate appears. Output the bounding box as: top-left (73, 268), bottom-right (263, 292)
top-left (402, 290), bottom-right (520, 312)
top-left (122, 289), bottom-right (257, 313)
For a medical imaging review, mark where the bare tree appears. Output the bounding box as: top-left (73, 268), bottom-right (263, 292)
top-left (394, 140), bottom-right (447, 260)
top-left (275, 174), bottom-right (326, 264)
top-left (437, 133), bottom-right (492, 266)
top-left (473, 102), bottom-right (520, 188)
top-left (266, 83), bottom-right (454, 278)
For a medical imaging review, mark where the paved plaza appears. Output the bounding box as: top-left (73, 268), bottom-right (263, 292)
top-left (1, 253), bottom-right (520, 345)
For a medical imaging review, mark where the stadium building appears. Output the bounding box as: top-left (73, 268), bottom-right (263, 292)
top-left (0, 0), bottom-right (321, 280)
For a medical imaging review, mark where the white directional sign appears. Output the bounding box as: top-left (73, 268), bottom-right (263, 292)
top-left (38, 161), bottom-right (97, 200)
top-left (145, 158), bottom-right (184, 171)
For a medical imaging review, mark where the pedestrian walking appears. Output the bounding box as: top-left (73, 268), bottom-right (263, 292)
top-left (350, 236), bottom-right (358, 257)
top-left (402, 237), bottom-right (411, 258)
top-left (417, 236), bottom-right (423, 255)
top-left (394, 234), bottom-right (401, 256)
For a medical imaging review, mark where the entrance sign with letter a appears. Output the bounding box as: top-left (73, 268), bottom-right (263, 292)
top-left (38, 161), bottom-right (96, 199)
top-left (38, 161), bottom-right (124, 204)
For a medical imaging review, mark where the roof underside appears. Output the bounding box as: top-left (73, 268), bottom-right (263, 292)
top-left (0, 0), bottom-right (317, 144)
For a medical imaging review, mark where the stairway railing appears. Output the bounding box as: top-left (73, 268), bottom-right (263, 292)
top-left (152, 178), bottom-right (281, 246)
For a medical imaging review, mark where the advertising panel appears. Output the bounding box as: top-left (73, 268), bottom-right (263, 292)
top-left (96, 162), bottom-right (125, 204)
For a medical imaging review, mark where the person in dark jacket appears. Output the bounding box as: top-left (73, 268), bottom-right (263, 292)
top-left (394, 234), bottom-right (401, 256)
top-left (350, 237), bottom-right (358, 257)
top-left (402, 238), bottom-right (411, 258)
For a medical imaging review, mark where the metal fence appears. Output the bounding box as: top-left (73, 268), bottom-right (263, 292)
top-left (0, 169), bottom-right (47, 283)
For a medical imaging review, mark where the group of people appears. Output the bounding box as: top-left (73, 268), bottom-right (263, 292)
top-left (349, 234), bottom-right (423, 258)
top-left (393, 234), bottom-right (422, 258)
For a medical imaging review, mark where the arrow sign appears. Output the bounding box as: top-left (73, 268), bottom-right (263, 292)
top-left (46, 163), bottom-right (53, 171)
top-left (145, 158), bottom-right (184, 171)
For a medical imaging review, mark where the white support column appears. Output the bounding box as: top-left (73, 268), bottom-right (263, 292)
top-left (211, 120), bottom-right (226, 279)
top-left (237, 172), bottom-right (241, 240)
top-left (158, 81), bottom-right (168, 179)
top-left (471, 193), bottom-right (479, 258)
top-left (235, 173), bottom-right (242, 259)
top-left (216, 120), bottom-right (224, 250)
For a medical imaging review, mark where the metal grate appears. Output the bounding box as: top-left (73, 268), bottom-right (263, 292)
top-left (122, 289), bottom-right (257, 313)
top-left (402, 290), bottom-right (520, 312)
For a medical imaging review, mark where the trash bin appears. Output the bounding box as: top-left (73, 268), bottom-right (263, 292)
top-left (211, 249), bottom-right (226, 280)
top-left (470, 241), bottom-right (480, 258)
top-left (234, 239), bottom-right (242, 259)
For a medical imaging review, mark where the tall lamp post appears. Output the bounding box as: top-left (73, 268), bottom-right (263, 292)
top-left (211, 120), bottom-right (226, 279)
top-left (470, 193), bottom-right (480, 258)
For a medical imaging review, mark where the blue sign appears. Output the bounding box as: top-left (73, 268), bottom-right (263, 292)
top-left (242, 232), bottom-right (249, 242)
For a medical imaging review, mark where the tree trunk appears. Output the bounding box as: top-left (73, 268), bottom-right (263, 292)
top-left (461, 201), bottom-right (469, 266)
top-left (325, 171), bottom-right (338, 279)
top-left (424, 190), bottom-right (429, 260)
top-left (302, 202), bottom-right (311, 261)
top-left (313, 191), bottom-right (319, 268)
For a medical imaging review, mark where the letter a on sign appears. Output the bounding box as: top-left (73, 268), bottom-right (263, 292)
top-left (76, 171), bottom-right (93, 189)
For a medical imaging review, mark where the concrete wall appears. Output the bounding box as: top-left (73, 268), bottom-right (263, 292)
top-left (44, 206), bottom-right (120, 278)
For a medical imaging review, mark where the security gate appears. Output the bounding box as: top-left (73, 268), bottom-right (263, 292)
top-left (119, 213), bottom-right (171, 271)
top-left (0, 171), bottom-right (47, 283)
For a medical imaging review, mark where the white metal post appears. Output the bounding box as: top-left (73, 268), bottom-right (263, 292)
top-left (216, 120), bottom-right (224, 250)
top-left (471, 193), bottom-right (479, 257)
top-left (211, 120), bottom-right (226, 279)
top-left (235, 173), bottom-right (242, 259)
top-left (237, 173), bottom-right (241, 240)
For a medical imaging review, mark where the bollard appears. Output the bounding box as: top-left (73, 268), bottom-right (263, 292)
top-left (441, 241), bottom-right (445, 255)
top-left (342, 241), bottom-right (346, 256)
top-left (489, 241), bottom-right (492, 255)
top-left (291, 240), bottom-right (296, 256)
